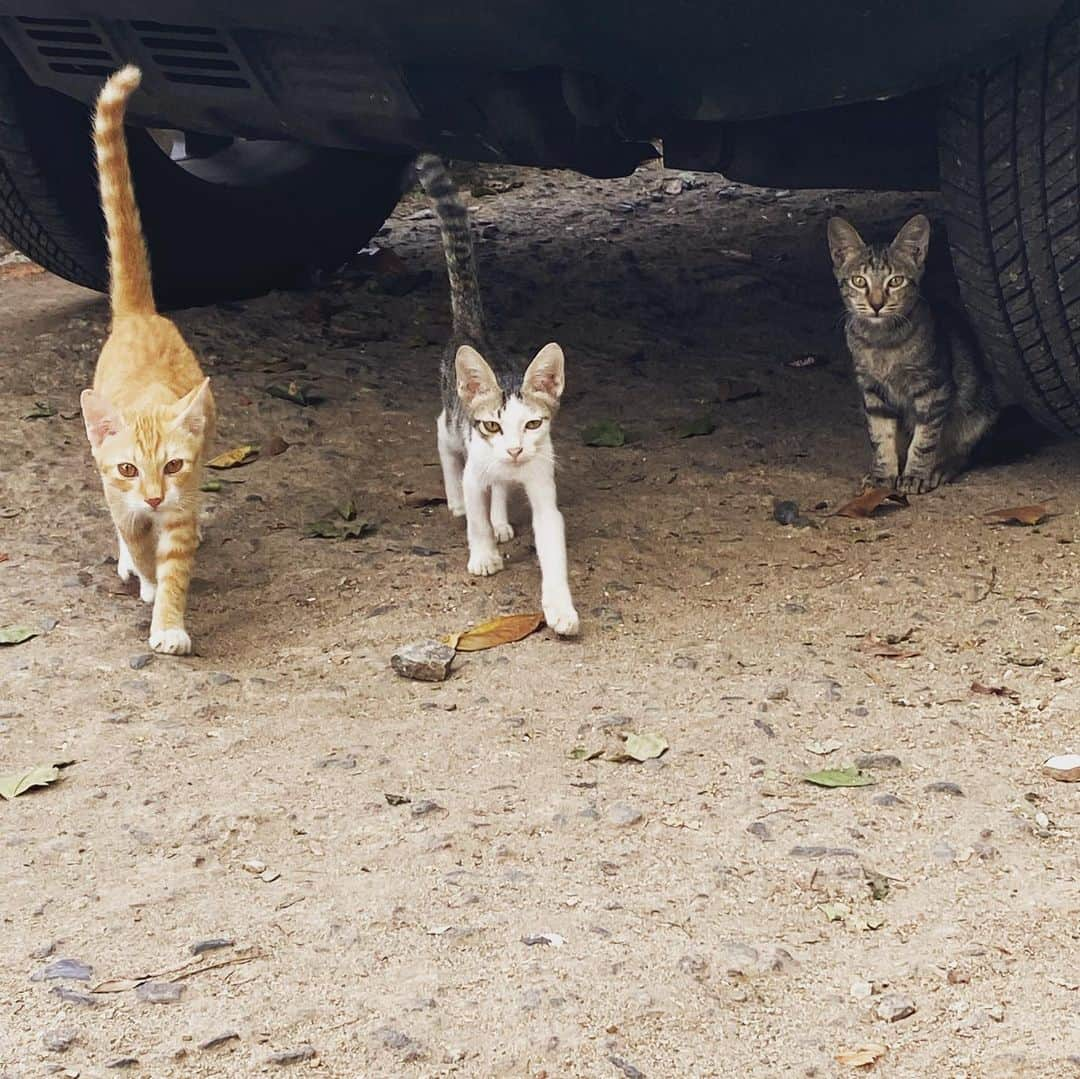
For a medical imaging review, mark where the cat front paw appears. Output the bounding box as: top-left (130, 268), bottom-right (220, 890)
top-left (544, 601), bottom-right (580, 637)
top-left (139, 578), bottom-right (157, 604)
top-left (897, 472), bottom-right (941, 495)
top-left (149, 627), bottom-right (192, 655)
top-left (492, 522), bottom-right (515, 543)
top-left (448, 499), bottom-right (466, 518)
top-left (865, 472), bottom-right (898, 490)
top-left (467, 549), bottom-right (503, 577)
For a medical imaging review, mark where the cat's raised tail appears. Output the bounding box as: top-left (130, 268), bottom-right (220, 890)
top-left (415, 154), bottom-right (485, 343)
top-left (94, 65), bottom-right (155, 319)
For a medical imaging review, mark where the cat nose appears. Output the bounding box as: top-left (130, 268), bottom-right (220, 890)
top-left (507, 447), bottom-right (523, 459)
top-left (869, 296), bottom-right (885, 313)
top-left (145, 496), bottom-right (163, 509)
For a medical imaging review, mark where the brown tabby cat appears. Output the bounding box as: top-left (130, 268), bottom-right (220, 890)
top-left (828, 214), bottom-right (998, 493)
top-left (80, 66), bottom-right (215, 655)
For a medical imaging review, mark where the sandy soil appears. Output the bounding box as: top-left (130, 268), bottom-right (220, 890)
top-left (1, 163), bottom-right (1078, 1078)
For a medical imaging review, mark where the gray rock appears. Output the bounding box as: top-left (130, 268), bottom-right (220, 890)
top-left (208, 671), bottom-right (237, 686)
top-left (375, 1026), bottom-right (423, 1061)
top-left (875, 993), bottom-right (916, 1022)
top-left (50, 986), bottom-right (98, 1006)
top-left (607, 803), bottom-right (643, 827)
top-left (925, 781), bottom-right (964, 797)
top-left (42, 1030), bottom-right (76, 1053)
top-left (746, 821), bottom-right (772, 841)
top-left (190, 938), bottom-right (233, 956)
top-left (106, 1057), bottom-right (139, 1069)
top-left (390, 640), bottom-right (454, 682)
top-left (128, 653), bottom-right (153, 670)
top-left (856, 753), bottom-right (902, 769)
top-left (410, 799), bottom-right (446, 818)
top-left (135, 981), bottom-right (184, 1004)
top-left (31, 958), bottom-right (93, 982)
top-left (766, 684), bottom-right (790, 701)
top-left (610, 1056), bottom-right (646, 1079)
top-left (199, 1031), bottom-right (241, 1050)
top-left (789, 846), bottom-right (857, 859)
top-left (267, 1045), bottom-right (317, 1066)
top-left (872, 793), bottom-right (902, 807)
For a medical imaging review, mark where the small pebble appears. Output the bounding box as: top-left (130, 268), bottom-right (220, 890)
top-left (766, 684), bottom-right (790, 701)
top-left (411, 799), bottom-right (446, 818)
top-left (135, 981), bottom-right (184, 1004)
top-left (190, 938), bottom-right (233, 956)
top-left (199, 1031), bottom-right (240, 1050)
top-left (50, 986), bottom-right (97, 1006)
top-left (42, 1030), bottom-right (77, 1053)
top-left (128, 653), bottom-right (153, 670)
top-left (105, 1058), bottom-right (138, 1069)
top-left (609, 1055), bottom-right (646, 1079)
top-left (31, 959), bottom-right (93, 982)
top-left (875, 993), bottom-right (916, 1022)
top-left (856, 754), bottom-right (902, 769)
top-left (872, 793), bottom-right (901, 807)
top-left (607, 803), bottom-right (643, 827)
top-left (390, 640), bottom-right (454, 682)
top-left (208, 672), bottom-right (237, 685)
top-left (746, 821), bottom-right (771, 841)
top-left (773, 500), bottom-right (809, 527)
top-left (850, 980), bottom-right (874, 1000)
top-left (267, 1045), bottom-right (317, 1066)
top-left (925, 781), bottom-right (964, 797)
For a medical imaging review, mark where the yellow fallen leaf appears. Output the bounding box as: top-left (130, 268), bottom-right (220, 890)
top-left (835, 1044), bottom-right (887, 1068)
top-left (446, 612), bottom-right (544, 652)
top-left (207, 444), bottom-right (259, 469)
top-left (984, 502), bottom-right (1053, 526)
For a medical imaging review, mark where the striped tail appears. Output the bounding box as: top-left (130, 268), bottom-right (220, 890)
top-left (93, 65), bottom-right (155, 318)
top-left (415, 154), bottom-right (485, 343)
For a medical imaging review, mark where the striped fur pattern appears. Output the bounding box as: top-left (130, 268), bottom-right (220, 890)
top-left (417, 155), bottom-right (579, 635)
top-left (80, 66), bottom-right (215, 655)
top-left (828, 214), bottom-right (998, 493)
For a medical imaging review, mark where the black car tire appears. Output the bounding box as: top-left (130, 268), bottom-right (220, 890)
top-left (939, 1), bottom-right (1080, 435)
top-left (0, 49), bottom-right (409, 307)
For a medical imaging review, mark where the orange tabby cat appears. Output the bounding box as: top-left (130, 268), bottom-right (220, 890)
top-left (80, 66), bottom-right (215, 656)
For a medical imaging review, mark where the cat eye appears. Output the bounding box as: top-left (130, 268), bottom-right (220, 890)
top-left (850, 275), bottom-right (868, 288)
top-left (117, 462), bottom-right (138, 478)
top-left (480, 421), bottom-right (502, 435)
top-left (163, 458), bottom-right (183, 475)
top-left (524, 419), bottom-right (543, 430)
top-left (887, 275), bottom-right (906, 288)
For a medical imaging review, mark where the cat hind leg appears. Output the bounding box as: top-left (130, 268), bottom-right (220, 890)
top-left (437, 411), bottom-right (466, 517)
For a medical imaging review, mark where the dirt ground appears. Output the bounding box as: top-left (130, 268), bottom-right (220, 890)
top-left (1, 162), bottom-right (1079, 1078)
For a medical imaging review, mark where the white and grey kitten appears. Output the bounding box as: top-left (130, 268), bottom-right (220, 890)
top-left (416, 155), bottom-right (579, 636)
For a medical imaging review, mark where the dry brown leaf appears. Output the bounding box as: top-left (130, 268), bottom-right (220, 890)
top-left (0, 553), bottom-right (8, 564)
top-left (446, 613), bottom-right (544, 652)
top-left (207, 444), bottom-right (259, 469)
top-left (0, 260), bottom-right (45, 281)
top-left (971, 681), bottom-right (1020, 702)
top-left (835, 488), bottom-right (909, 519)
top-left (984, 502), bottom-right (1053, 526)
top-left (859, 636), bottom-right (920, 660)
top-left (265, 435), bottom-right (290, 457)
top-left (835, 1043), bottom-right (887, 1068)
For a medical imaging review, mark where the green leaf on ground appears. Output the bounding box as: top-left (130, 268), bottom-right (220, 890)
top-left (581, 419), bottom-right (626, 447)
top-left (200, 480), bottom-right (222, 493)
top-left (0, 625), bottom-right (38, 646)
top-left (24, 402), bottom-right (56, 420)
top-left (266, 381), bottom-right (311, 407)
top-left (623, 732), bottom-right (669, 761)
top-left (804, 766), bottom-right (875, 788)
top-left (676, 415), bottom-right (716, 438)
top-left (0, 763), bottom-right (61, 800)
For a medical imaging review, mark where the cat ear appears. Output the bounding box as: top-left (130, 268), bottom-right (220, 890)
top-left (523, 342), bottom-right (565, 404)
top-left (455, 345), bottom-right (500, 407)
top-left (80, 389), bottom-right (123, 449)
top-left (827, 217), bottom-right (864, 269)
top-left (173, 377), bottom-right (212, 436)
top-left (891, 214), bottom-right (930, 267)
